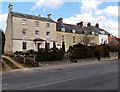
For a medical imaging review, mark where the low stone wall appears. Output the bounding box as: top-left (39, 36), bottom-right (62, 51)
top-left (109, 52), bottom-right (118, 60)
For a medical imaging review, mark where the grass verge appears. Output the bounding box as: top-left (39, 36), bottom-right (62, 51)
top-left (2, 58), bottom-right (19, 69)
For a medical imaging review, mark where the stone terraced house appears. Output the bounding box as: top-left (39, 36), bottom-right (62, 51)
top-left (4, 4), bottom-right (113, 54)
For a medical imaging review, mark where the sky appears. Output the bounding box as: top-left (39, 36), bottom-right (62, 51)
top-left (0, 0), bottom-right (119, 37)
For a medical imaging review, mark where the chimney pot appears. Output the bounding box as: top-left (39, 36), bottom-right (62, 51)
top-left (47, 14), bottom-right (52, 19)
top-left (87, 22), bottom-right (91, 27)
top-left (38, 15), bottom-right (42, 17)
top-left (77, 21), bottom-right (83, 28)
top-left (96, 23), bottom-right (99, 28)
top-left (8, 3), bottom-right (13, 12)
top-left (57, 17), bottom-right (63, 23)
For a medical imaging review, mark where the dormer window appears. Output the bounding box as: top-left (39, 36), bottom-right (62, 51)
top-left (46, 23), bottom-right (50, 28)
top-left (100, 31), bottom-right (105, 35)
top-left (72, 29), bottom-right (76, 33)
top-left (35, 21), bottom-right (39, 27)
top-left (92, 32), bottom-right (95, 35)
top-left (22, 19), bottom-right (27, 25)
top-left (61, 28), bottom-right (65, 32)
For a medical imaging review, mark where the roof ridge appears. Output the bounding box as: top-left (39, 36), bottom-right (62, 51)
top-left (10, 11), bottom-right (56, 23)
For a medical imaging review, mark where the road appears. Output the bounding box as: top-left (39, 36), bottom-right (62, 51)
top-left (2, 60), bottom-right (118, 90)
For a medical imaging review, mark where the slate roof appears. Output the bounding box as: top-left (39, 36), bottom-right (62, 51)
top-left (56, 22), bottom-right (112, 36)
top-left (10, 11), bottom-right (56, 23)
top-left (56, 22), bottom-right (96, 35)
top-left (56, 22), bottom-right (84, 34)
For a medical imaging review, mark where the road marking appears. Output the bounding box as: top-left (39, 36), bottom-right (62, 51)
top-left (26, 70), bottom-right (118, 89)
top-left (0, 84), bottom-right (8, 86)
top-left (66, 72), bottom-right (73, 74)
top-left (26, 76), bottom-right (81, 89)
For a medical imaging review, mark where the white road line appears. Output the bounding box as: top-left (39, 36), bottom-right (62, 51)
top-left (26, 70), bottom-right (118, 89)
top-left (26, 77), bottom-right (81, 89)
top-left (0, 84), bottom-right (8, 86)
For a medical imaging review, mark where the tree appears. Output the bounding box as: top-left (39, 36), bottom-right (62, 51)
top-left (80, 35), bottom-right (93, 46)
top-left (45, 41), bottom-right (47, 48)
top-left (0, 29), bottom-right (5, 54)
top-left (53, 41), bottom-right (56, 48)
top-left (62, 42), bottom-right (65, 52)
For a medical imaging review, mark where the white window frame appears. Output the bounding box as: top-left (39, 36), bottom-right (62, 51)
top-left (72, 29), bottom-right (76, 33)
top-left (46, 23), bottom-right (50, 28)
top-left (35, 21), bottom-right (39, 27)
top-left (62, 35), bottom-right (64, 42)
top-left (46, 32), bottom-right (50, 40)
top-left (61, 28), bottom-right (65, 32)
top-left (23, 42), bottom-right (27, 50)
top-left (35, 30), bottom-right (39, 38)
top-left (22, 29), bottom-right (27, 37)
top-left (22, 19), bottom-right (27, 25)
top-left (73, 36), bottom-right (75, 43)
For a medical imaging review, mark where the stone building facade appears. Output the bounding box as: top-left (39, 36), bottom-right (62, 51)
top-left (4, 4), bottom-right (112, 54)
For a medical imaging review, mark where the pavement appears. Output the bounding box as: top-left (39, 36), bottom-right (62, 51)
top-left (2, 59), bottom-right (118, 90)
top-left (2, 55), bottom-right (25, 69)
top-left (1, 59), bottom-right (12, 70)
top-left (2, 59), bottom-right (108, 75)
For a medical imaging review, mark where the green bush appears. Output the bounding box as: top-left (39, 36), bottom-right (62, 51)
top-left (68, 43), bottom-right (109, 60)
top-left (69, 46), bottom-right (93, 59)
top-left (26, 49), bottom-right (37, 55)
top-left (35, 48), bottom-right (64, 62)
top-left (14, 51), bottom-right (24, 55)
top-left (14, 56), bottom-right (24, 63)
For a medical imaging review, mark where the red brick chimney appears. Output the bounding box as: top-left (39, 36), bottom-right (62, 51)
top-left (77, 21), bottom-right (83, 28)
top-left (95, 23), bottom-right (99, 28)
top-left (87, 22), bottom-right (91, 27)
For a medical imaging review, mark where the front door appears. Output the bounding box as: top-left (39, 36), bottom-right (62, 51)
top-left (37, 43), bottom-right (40, 51)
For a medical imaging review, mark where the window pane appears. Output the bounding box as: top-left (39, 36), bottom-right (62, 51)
top-left (46, 32), bottom-right (50, 40)
top-left (47, 43), bottom-right (50, 48)
top-left (35, 31), bottom-right (39, 38)
top-left (22, 19), bottom-right (27, 25)
top-left (46, 23), bottom-right (50, 27)
top-left (35, 21), bottom-right (39, 26)
top-left (22, 29), bottom-right (27, 37)
top-left (72, 29), bottom-right (76, 33)
top-left (73, 36), bottom-right (75, 43)
top-left (61, 28), bottom-right (65, 32)
top-left (23, 42), bottom-right (27, 49)
top-left (62, 35), bottom-right (64, 42)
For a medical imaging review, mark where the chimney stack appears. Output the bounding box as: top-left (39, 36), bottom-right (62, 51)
top-left (38, 15), bottom-right (42, 17)
top-left (8, 3), bottom-right (13, 12)
top-left (57, 17), bottom-right (63, 23)
top-left (77, 21), bottom-right (83, 28)
top-left (87, 22), bottom-right (91, 27)
top-left (95, 23), bottom-right (99, 28)
top-left (47, 14), bottom-right (52, 19)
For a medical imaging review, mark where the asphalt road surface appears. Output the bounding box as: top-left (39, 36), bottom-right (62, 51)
top-left (2, 60), bottom-right (118, 90)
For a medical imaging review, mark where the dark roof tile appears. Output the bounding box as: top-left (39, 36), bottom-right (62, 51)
top-left (10, 11), bottom-right (56, 23)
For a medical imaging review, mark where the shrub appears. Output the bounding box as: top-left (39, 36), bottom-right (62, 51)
top-left (94, 45), bottom-right (109, 60)
top-left (69, 46), bottom-right (93, 59)
top-left (14, 51), bottom-right (24, 55)
top-left (15, 56), bottom-right (24, 63)
top-left (35, 48), bottom-right (64, 62)
top-left (25, 49), bottom-right (37, 56)
top-left (68, 43), bottom-right (109, 60)
top-left (25, 57), bottom-right (35, 65)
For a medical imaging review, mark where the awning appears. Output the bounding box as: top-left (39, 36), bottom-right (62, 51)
top-left (34, 38), bottom-right (45, 42)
